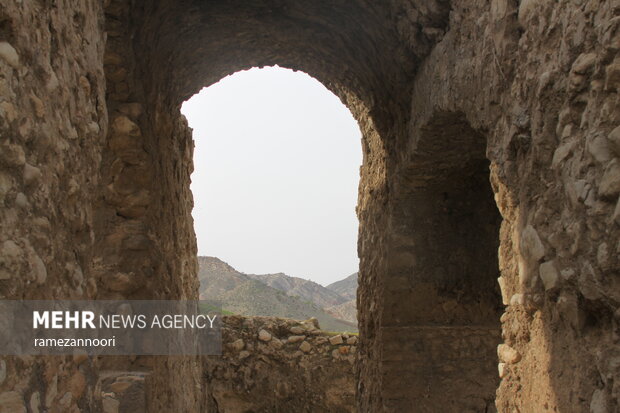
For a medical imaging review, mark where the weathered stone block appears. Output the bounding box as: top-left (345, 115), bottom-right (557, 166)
top-left (539, 261), bottom-right (560, 291)
top-left (0, 42), bottom-right (20, 69)
top-left (599, 159), bottom-right (620, 199)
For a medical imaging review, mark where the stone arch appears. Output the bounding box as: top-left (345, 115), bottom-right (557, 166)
top-left (364, 111), bottom-right (503, 412)
top-left (99, 1), bottom-right (503, 411)
top-left (133, 0), bottom-right (449, 130)
top-left (97, 0), bottom-right (451, 301)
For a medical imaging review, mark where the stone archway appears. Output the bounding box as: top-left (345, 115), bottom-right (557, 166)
top-left (376, 111), bottom-right (503, 412)
top-left (99, 1), bottom-right (506, 411)
top-left (94, 0), bottom-right (620, 412)
top-left (98, 2), bottom-right (455, 410)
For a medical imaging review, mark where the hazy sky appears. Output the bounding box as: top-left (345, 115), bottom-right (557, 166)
top-left (181, 67), bottom-right (362, 286)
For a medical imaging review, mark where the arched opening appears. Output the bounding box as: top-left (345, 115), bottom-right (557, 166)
top-left (377, 112), bottom-right (503, 412)
top-left (181, 66), bottom-right (362, 331)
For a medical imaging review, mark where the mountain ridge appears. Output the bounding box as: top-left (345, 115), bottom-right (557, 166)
top-left (246, 272), bottom-right (348, 308)
top-left (198, 256), bottom-right (357, 331)
top-left (326, 272), bottom-right (358, 301)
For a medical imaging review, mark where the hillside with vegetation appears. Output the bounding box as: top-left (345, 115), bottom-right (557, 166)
top-left (247, 272), bottom-right (348, 308)
top-left (198, 256), bottom-right (357, 332)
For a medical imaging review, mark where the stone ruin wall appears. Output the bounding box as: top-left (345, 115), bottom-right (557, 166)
top-left (358, 0), bottom-right (620, 411)
top-left (98, 315), bottom-right (357, 413)
top-left (0, 0), bottom-right (619, 412)
top-left (369, 1), bottom-right (620, 411)
top-left (0, 0), bottom-right (203, 411)
top-left (206, 316), bottom-right (356, 413)
top-left (0, 0), bottom-right (108, 412)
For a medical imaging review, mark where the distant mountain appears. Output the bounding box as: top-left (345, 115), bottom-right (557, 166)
top-left (247, 272), bottom-right (347, 308)
top-left (326, 273), bottom-right (358, 301)
top-left (325, 300), bottom-right (357, 324)
top-left (198, 257), bottom-right (357, 332)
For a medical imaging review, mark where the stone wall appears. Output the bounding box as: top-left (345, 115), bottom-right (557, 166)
top-left (370, 1), bottom-right (620, 411)
top-left (0, 0), bottom-right (107, 411)
top-left (1, 0), bottom-right (618, 412)
top-left (92, 316), bottom-right (356, 413)
top-left (99, 0), bottom-right (204, 411)
top-left (206, 316), bottom-right (356, 412)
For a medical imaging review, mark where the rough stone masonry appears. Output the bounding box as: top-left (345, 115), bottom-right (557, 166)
top-left (0, 0), bottom-right (618, 412)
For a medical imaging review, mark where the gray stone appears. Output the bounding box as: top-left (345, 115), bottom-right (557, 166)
top-left (491, 0), bottom-right (508, 20)
top-left (0, 102), bottom-right (17, 122)
top-left (572, 53), bottom-right (597, 74)
top-left (23, 163), bottom-right (42, 186)
top-left (590, 389), bottom-right (608, 413)
top-left (587, 135), bottom-right (613, 164)
top-left (552, 141), bottom-right (575, 168)
top-left (29, 253), bottom-right (47, 284)
top-left (0, 143), bottom-right (25, 167)
top-left (29, 392), bottom-right (40, 413)
top-left (510, 294), bottom-right (525, 306)
top-left (0, 240), bottom-right (22, 280)
top-left (299, 341), bottom-right (312, 353)
top-left (574, 179), bottom-right (590, 203)
top-left (599, 159), bottom-right (620, 199)
top-left (258, 329), bottom-right (272, 342)
top-left (288, 335), bottom-right (305, 343)
top-left (231, 338), bottom-right (244, 351)
top-left (608, 125), bottom-right (620, 156)
top-left (30, 95), bottom-right (45, 118)
top-left (329, 335), bottom-right (343, 345)
top-left (0, 42), bottom-right (19, 69)
top-left (2, 240), bottom-right (21, 258)
top-left (518, 257), bottom-right (536, 289)
top-left (111, 115), bottom-right (140, 136)
top-left (498, 276), bottom-right (509, 305)
top-left (303, 317), bottom-right (320, 330)
top-left (497, 344), bottom-right (521, 364)
top-left (520, 225), bottom-right (545, 261)
top-left (539, 261), bottom-right (560, 291)
top-left (15, 193), bottom-right (28, 208)
top-left (498, 362), bottom-right (507, 378)
top-left (269, 338), bottom-right (283, 349)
